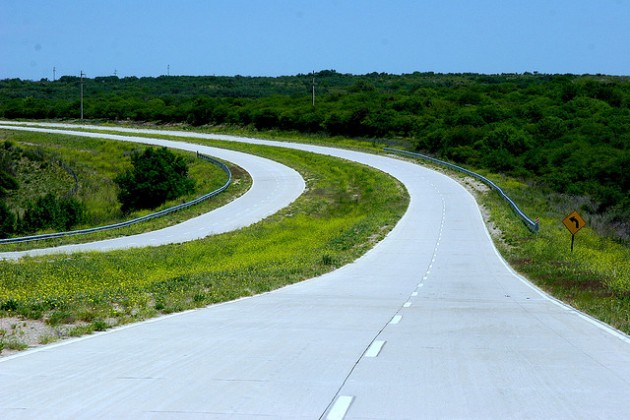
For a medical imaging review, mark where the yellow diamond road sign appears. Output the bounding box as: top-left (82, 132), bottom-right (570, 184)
top-left (563, 211), bottom-right (586, 235)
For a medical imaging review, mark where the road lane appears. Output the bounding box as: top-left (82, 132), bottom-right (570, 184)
top-left (1, 123), bottom-right (629, 419)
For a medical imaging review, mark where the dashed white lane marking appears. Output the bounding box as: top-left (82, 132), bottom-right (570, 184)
top-left (411, 292), bottom-right (418, 297)
top-left (364, 340), bottom-right (386, 358)
top-left (327, 395), bottom-right (354, 420)
top-left (403, 302), bottom-right (412, 308)
top-left (390, 315), bottom-right (402, 324)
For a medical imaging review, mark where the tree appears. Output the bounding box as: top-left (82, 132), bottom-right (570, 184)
top-left (114, 147), bottom-right (195, 213)
top-left (18, 193), bottom-right (85, 233)
top-left (0, 200), bottom-right (16, 238)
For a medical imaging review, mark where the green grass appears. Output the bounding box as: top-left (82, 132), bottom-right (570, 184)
top-left (0, 138), bottom-right (409, 340)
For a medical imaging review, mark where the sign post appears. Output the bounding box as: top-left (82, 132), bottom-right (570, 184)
top-left (562, 211), bottom-right (586, 252)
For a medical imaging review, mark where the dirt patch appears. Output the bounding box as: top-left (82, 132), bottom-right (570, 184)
top-left (0, 317), bottom-right (57, 357)
top-left (453, 175), bottom-right (509, 249)
top-left (459, 176), bottom-right (490, 194)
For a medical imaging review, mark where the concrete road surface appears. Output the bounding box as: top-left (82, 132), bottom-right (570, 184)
top-left (1, 123), bottom-right (629, 419)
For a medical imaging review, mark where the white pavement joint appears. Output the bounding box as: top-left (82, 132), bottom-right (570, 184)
top-left (364, 340), bottom-right (386, 358)
top-left (327, 395), bottom-right (354, 420)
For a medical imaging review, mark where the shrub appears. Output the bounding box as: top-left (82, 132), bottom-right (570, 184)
top-left (0, 200), bottom-right (16, 238)
top-left (19, 193), bottom-right (86, 233)
top-left (114, 147), bottom-right (196, 213)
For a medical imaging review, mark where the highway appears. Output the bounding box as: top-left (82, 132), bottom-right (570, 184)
top-left (1, 123), bottom-right (629, 419)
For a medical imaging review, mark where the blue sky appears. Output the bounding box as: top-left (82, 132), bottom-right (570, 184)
top-left (2, 0), bottom-right (630, 80)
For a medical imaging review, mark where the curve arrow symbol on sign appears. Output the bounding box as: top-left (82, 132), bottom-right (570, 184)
top-left (563, 210), bottom-right (586, 237)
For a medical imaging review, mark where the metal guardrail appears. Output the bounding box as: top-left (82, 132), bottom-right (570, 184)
top-left (0, 152), bottom-right (232, 244)
top-left (384, 148), bottom-right (539, 233)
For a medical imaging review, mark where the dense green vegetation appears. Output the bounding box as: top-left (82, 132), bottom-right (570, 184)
top-left (114, 147), bottom-right (195, 213)
top-left (1, 71), bottom-right (628, 240)
top-left (19, 193), bottom-right (85, 233)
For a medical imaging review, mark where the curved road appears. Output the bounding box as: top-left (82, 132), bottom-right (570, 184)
top-left (1, 123), bottom-right (629, 419)
top-left (0, 125), bottom-right (305, 260)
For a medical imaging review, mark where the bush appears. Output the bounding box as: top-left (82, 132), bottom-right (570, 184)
top-left (19, 193), bottom-right (86, 233)
top-left (0, 200), bottom-right (16, 238)
top-left (114, 147), bottom-right (196, 213)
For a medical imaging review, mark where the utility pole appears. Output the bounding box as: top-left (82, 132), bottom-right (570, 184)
top-left (167, 64), bottom-right (170, 76)
top-left (80, 71), bottom-right (85, 120)
top-left (53, 66), bottom-right (56, 81)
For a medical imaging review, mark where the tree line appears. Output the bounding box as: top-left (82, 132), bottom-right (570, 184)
top-left (1, 71), bottom-right (628, 239)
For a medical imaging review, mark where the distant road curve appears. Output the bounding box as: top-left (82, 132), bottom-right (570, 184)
top-left (0, 123), bottom-right (305, 260)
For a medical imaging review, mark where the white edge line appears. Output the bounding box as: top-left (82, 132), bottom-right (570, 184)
top-left (327, 395), bottom-right (354, 420)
